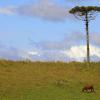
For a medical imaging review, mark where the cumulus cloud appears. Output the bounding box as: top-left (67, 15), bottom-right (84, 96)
top-left (63, 45), bottom-right (100, 61)
top-left (1, 32), bottom-right (100, 62)
top-left (0, 43), bottom-right (100, 62)
top-left (28, 32), bottom-right (100, 62)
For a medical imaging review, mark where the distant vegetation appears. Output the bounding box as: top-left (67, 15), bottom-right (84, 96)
top-left (0, 60), bottom-right (100, 100)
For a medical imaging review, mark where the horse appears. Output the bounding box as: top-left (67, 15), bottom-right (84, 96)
top-left (82, 85), bottom-right (94, 93)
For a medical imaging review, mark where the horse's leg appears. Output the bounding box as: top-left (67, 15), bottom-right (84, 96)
top-left (92, 87), bottom-right (95, 92)
top-left (82, 89), bottom-right (85, 92)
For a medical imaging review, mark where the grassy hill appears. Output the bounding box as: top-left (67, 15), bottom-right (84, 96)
top-left (0, 60), bottom-right (100, 100)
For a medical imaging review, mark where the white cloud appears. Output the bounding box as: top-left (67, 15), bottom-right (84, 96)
top-left (64, 45), bottom-right (86, 58)
top-left (0, 7), bottom-right (14, 15)
top-left (63, 45), bottom-right (100, 61)
top-left (0, 44), bottom-right (100, 62)
top-left (28, 51), bottom-right (39, 56)
top-left (0, 45), bottom-right (40, 61)
top-left (15, 49), bottom-right (40, 60)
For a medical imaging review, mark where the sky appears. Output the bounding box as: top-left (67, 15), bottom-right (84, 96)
top-left (0, 0), bottom-right (100, 62)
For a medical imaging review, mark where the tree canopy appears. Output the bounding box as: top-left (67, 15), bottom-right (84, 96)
top-left (69, 6), bottom-right (100, 14)
top-left (69, 6), bottom-right (100, 21)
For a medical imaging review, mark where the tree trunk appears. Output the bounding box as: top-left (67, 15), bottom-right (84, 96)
top-left (85, 12), bottom-right (90, 63)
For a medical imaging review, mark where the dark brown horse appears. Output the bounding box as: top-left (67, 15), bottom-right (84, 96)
top-left (82, 85), bottom-right (94, 93)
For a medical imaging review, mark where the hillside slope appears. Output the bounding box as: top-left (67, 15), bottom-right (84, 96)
top-left (0, 60), bottom-right (100, 100)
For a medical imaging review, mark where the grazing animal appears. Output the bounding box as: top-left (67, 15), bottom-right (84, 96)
top-left (82, 85), bottom-right (94, 93)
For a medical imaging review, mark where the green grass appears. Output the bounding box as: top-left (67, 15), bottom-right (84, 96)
top-left (0, 60), bottom-right (100, 100)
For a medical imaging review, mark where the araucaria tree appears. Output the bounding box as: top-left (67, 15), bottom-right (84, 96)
top-left (69, 6), bottom-right (100, 63)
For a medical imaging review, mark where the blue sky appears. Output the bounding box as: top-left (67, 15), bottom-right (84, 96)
top-left (0, 0), bottom-right (100, 61)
